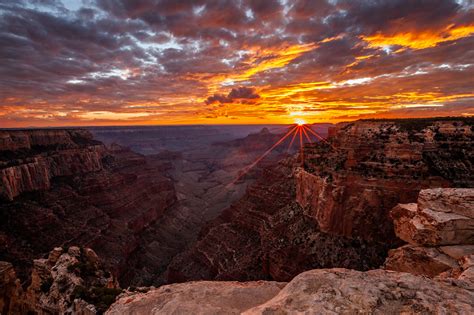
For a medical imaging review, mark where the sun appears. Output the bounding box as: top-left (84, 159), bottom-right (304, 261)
top-left (294, 118), bottom-right (306, 126)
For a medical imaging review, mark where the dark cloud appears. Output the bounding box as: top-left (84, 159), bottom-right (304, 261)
top-left (331, 0), bottom-right (461, 34)
top-left (206, 87), bottom-right (260, 105)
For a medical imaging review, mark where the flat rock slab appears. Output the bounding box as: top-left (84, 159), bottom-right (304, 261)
top-left (106, 280), bottom-right (286, 315)
top-left (107, 268), bottom-right (474, 314)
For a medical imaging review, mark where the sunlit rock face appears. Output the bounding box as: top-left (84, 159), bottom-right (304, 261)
top-left (0, 129), bottom-right (176, 283)
top-left (106, 280), bottom-right (286, 315)
top-left (296, 118), bottom-right (473, 242)
top-left (168, 118), bottom-right (473, 283)
top-left (0, 130), bottom-right (104, 201)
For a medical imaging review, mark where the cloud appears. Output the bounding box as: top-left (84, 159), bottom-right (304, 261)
top-left (0, 0), bottom-right (472, 126)
top-left (205, 87), bottom-right (260, 105)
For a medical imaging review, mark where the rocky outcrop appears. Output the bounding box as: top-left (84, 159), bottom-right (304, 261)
top-left (0, 129), bottom-right (177, 285)
top-left (1, 247), bottom-right (121, 314)
top-left (391, 189), bottom-right (474, 246)
top-left (107, 268), bottom-right (474, 314)
top-left (296, 118), bottom-right (473, 241)
top-left (25, 246), bottom-right (120, 314)
top-left (385, 188), bottom-right (474, 278)
top-left (0, 262), bottom-right (23, 314)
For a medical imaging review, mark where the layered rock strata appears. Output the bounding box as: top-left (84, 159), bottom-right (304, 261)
top-left (0, 129), bottom-right (176, 283)
top-left (167, 159), bottom-right (391, 283)
top-left (296, 118), bottom-right (473, 241)
top-left (385, 188), bottom-right (474, 278)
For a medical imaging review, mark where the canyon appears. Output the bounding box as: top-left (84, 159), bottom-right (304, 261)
top-left (0, 125), bottom-right (315, 288)
top-left (168, 118), bottom-right (473, 283)
top-left (1, 118), bottom-right (473, 314)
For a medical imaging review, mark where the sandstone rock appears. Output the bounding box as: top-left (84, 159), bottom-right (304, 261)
top-left (458, 255), bottom-right (474, 282)
top-left (1, 247), bottom-right (119, 314)
top-left (418, 188), bottom-right (474, 218)
top-left (108, 268), bottom-right (474, 314)
top-left (439, 245), bottom-right (474, 259)
top-left (391, 188), bottom-right (474, 246)
top-left (387, 188), bottom-right (474, 279)
top-left (244, 269), bottom-right (474, 314)
top-left (384, 245), bottom-right (459, 277)
top-left (106, 281), bottom-right (285, 315)
top-left (47, 247), bottom-right (63, 265)
top-left (7, 247), bottom-right (120, 314)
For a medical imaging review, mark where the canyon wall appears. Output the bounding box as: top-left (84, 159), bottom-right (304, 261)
top-left (0, 129), bottom-right (176, 284)
top-left (296, 118), bottom-right (473, 241)
top-left (168, 118), bottom-right (473, 283)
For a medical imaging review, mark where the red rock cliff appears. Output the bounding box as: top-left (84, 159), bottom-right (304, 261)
top-left (296, 118), bottom-right (473, 241)
top-left (0, 129), bottom-right (176, 284)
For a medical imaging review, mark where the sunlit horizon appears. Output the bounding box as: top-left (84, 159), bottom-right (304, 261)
top-left (1, 0), bottom-right (473, 128)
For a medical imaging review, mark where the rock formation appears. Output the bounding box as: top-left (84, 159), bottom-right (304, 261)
top-left (168, 118), bottom-right (473, 283)
top-left (0, 129), bottom-right (176, 284)
top-left (107, 281), bottom-right (285, 315)
top-left (0, 261), bottom-right (23, 314)
top-left (296, 118), bottom-right (473, 242)
top-left (108, 268), bottom-right (474, 314)
top-left (385, 188), bottom-right (474, 278)
top-left (1, 247), bottom-right (120, 314)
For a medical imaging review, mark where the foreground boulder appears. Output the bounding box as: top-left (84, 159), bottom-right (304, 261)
top-left (107, 268), bottom-right (474, 314)
top-left (107, 281), bottom-right (285, 315)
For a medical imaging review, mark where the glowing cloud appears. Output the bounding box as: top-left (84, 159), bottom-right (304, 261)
top-left (362, 24), bottom-right (474, 50)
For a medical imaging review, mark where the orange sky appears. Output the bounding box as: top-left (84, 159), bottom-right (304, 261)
top-left (0, 0), bottom-right (473, 127)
